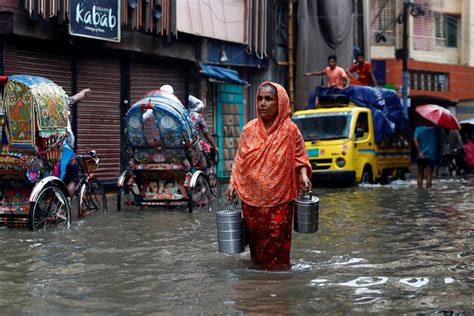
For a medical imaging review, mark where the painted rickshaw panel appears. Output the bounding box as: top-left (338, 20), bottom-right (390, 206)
top-left (4, 75), bottom-right (68, 148)
top-left (0, 75), bottom-right (70, 225)
top-left (125, 93), bottom-right (196, 149)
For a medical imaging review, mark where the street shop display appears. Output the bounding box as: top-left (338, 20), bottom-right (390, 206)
top-left (0, 75), bottom-right (71, 230)
top-left (116, 90), bottom-right (216, 212)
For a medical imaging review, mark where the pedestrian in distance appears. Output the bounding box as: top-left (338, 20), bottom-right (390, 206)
top-left (187, 95), bottom-right (219, 171)
top-left (345, 53), bottom-right (378, 86)
top-left (188, 94), bottom-right (219, 153)
top-left (303, 55), bottom-right (350, 89)
top-left (413, 121), bottom-right (440, 189)
top-left (225, 81), bottom-right (312, 271)
top-left (439, 129), bottom-right (464, 176)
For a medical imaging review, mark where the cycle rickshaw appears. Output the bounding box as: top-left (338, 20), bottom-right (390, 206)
top-left (0, 75), bottom-right (106, 230)
top-left (116, 90), bottom-right (216, 213)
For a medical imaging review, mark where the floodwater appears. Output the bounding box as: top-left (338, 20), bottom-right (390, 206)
top-left (1, 176), bottom-right (473, 314)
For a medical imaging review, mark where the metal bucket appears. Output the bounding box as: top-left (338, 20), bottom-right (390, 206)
top-left (294, 195), bottom-right (319, 233)
top-left (216, 207), bottom-right (244, 254)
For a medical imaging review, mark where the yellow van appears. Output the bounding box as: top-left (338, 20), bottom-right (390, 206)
top-left (293, 103), bottom-right (411, 184)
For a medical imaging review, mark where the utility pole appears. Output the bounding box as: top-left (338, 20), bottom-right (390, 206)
top-left (402, 0), bottom-right (409, 116)
top-left (288, 0), bottom-right (295, 112)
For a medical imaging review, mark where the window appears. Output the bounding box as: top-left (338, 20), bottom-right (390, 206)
top-left (433, 13), bottom-right (459, 48)
top-left (355, 113), bottom-right (369, 139)
top-left (412, 3), bottom-right (461, 51)
top-left (370, 0), bottom-right (396, 46)
top-left (433, 13), bottom-right (444, 39)
top-left (293, 112), bottom-right (352, 141)
top-left (409, 70), bottom-right (449, 92)
top-left (445, 15), bottom-right (459, 47)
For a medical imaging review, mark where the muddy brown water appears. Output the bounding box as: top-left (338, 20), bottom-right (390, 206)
top-left (1, 177), bottom-right (473, 314)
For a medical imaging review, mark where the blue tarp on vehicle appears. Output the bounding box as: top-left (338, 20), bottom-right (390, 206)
top-left (315, 86), bottom-right (409, 143)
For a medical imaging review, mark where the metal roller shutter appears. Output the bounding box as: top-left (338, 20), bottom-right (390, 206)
top-left (76, 55), bottom-right (121, 183)
top-left (4, 43), bottom-right (72, 94)
top-left (130, 59), bottom-right (187, 106)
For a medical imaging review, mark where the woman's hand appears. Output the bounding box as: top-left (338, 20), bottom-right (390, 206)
top-left (225, 182), bottom-right (237, 201)
top-left (298, 167), bottom-right (312, 193)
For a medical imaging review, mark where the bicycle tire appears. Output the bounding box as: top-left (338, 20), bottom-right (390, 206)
top-left (189, 174), bottom-right (212, 213)
top-left (78, 178), bottom-right (107, 218)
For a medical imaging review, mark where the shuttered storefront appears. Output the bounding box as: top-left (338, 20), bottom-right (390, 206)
top-left (76, 55), bottom-right (121, 183)
top-left (130, 58), bottom-right (187, 105)
top-left (3, 42), bottom-right (72, 94)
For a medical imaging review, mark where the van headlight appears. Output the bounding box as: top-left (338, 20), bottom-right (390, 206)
top-left (336, 157), bottom-right (346, 168)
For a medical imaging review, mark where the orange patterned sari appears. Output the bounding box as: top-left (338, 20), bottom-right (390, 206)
top-left (230, 81), bottom-right (311, 270)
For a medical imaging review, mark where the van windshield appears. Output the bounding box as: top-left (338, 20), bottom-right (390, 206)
top-left (293, 112), bottom-right (352, 141)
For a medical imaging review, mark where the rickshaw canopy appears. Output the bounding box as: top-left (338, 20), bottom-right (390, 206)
top-left (3, 75), bottom-right (69, 148)
top-left (125, 91), bottom-right (196, 148)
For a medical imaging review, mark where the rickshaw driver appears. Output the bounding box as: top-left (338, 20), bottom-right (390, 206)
top-left (64, 88), bottom-right (91, 197)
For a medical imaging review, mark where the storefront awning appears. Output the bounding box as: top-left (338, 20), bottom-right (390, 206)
top-left (199, 64), bottom-right (248, 85)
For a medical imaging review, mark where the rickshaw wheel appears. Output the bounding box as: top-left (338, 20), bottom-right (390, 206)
top-left (78, 178), bottom-right (107, 219)
top-left (117, 179), bottom-right (137, 211)
top-left (28, 184), bottom-right (71, 231)
top-left (189, 174), bottom-right (212, 213)
top-left (117, 187), bottom-right (124, 211)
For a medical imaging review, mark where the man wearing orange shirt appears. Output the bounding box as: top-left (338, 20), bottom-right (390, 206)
top-left (346, 53), bottom-right (378, 86)
top-left (304, 55), bottom-right (350, 89)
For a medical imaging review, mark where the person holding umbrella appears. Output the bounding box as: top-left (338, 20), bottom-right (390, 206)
top-left (413, 121), bottom-right (440, 189)
top-left (414, 104), bottom-right (461, 189)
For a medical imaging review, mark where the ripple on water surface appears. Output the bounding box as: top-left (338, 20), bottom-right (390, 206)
top-left (0, 177), bottom-right (473, 314)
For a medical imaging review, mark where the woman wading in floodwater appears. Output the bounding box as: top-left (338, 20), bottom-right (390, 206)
top-left (226, 81), bottom-right (312, 271)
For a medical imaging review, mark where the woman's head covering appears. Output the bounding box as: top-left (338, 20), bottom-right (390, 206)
top-left (230, 81), bottom-right (311, 207)
top-left (255, 81), bottom-right (291, 134)
top-left (188, 95), bottom-right (205, 112)
top-left (160, 84), bottom-right (174, 94)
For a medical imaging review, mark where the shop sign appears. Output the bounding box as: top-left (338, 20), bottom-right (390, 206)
top-left (69, 0), bottom-right (121, 42)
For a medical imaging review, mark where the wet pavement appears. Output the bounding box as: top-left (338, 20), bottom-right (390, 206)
top-left (0, 175), bottom-right (473, 314)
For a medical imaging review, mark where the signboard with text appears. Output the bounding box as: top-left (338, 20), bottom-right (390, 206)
top-left (69, 0), bottom-right (121, 42)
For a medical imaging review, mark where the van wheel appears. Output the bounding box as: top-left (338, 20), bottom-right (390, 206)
top-left (361, 166), bottom-right (373, 184)
top-left (396, 169), bottom-right (406, 180)
top-left (379, 170), bottom-right (390, 185)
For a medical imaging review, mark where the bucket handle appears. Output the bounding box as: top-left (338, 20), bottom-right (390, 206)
top-left (222, 195), bottom-right (241, 212)
top-left (298, 191), bottom-right (312, 200)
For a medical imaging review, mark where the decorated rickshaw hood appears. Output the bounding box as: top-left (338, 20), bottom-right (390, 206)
top-left (3, 75), bottom-right (68, 148)
top-left (125, 92), bottom-right (196, 148)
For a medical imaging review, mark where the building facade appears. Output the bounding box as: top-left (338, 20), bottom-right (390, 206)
top-left (370, 0), bottom-right (474, 120)
top-left (0, 0), bottom-right (288, 182)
